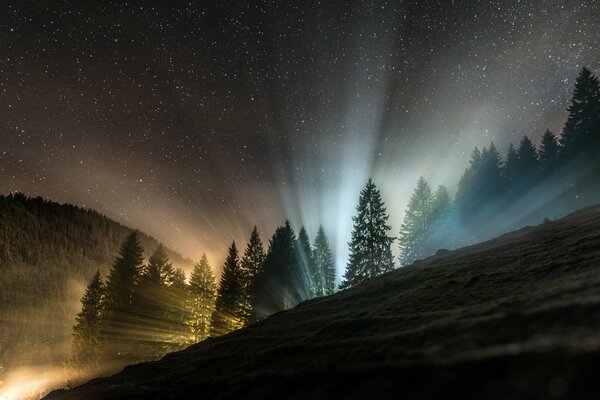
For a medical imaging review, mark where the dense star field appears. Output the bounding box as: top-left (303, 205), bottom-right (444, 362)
top-left (1, 1), bottom-right (599, 265)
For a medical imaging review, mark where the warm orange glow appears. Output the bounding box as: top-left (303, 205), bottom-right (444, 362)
top-left (0, 365), bottom-right (84, 400)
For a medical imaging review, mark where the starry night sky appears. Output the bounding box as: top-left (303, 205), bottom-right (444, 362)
top-left (1, 1), bottom-right (599, 267)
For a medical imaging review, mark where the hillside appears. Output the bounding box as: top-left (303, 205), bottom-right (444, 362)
top-left (47, 205), bottom-right (600, 399)
top-left (0, 193), bottom-right (193, 377)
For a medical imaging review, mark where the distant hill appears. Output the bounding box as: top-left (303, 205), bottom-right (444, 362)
top-left (48, 205), bottom-right (600, 399)
top-left (0, 193), bottom-right (193, 376)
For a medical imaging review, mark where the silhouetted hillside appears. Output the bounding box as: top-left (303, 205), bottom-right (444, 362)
top-left (0, 193), bottom-right (192, 376)
top-left (48, 205), bottom-right (600, 399)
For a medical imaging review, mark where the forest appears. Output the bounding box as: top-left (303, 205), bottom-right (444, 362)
top-left (0, 194), bottom-right (191, 378)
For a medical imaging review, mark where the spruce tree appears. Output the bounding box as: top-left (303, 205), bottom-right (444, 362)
top-left (167, 268), bottom-right (189, 348)
top-left (398, 177), bottom-right (434, 266)
top-left (211, 242), bottom-right (245, 336)
top-left (539, 129), bottom-right (560, 175)
top-left (503, 143), bottom-right (519, 184)
top-left (560, 67), bottom-right (600, 161)
top-left (516, 135), bottom-right (540, 178)
top-left (102, 232), bottom-right (144, 359)
top-left (251, 221), bottom-right (309, 316)
top-left (296, 227), bottom-right (317, 297)
top-left (70, 270), bottom-right (105, 369)
top-left (240, 227), bottom-right (265, 325)
top-left (313, 226), bottom-right (336, 296)
top-left (455, 147), bottom-right (482, 224)
top-left (187, 254), bottom-right (217, 342)
top-left (134, 244), bottom-right (175, 357)
top-left (341, 179), bottom-right (394, 289)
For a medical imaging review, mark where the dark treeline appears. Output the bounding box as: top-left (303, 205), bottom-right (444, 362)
top-left (340, 67), bottom-right (600, 286)
top-left (70, 223), bottom-right (337, 370)
top-left (394, 66), bottom-right (600, 267)
top-left (0, 193), bottom-right (191, 375)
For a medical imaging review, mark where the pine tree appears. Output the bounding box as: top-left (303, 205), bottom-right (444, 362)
top-left (313, 226), bottom-right (336, 296)
top-left (398, 177), bottom-right (434, 266)
top-left (560, 67), bottom-right (600, 161)
top-left (166, 268), bottom-right (189, 348)
top-left (102, 232), bottom-right (144, 359)
top-left (240, 227), bottom-right (265, 325)
top-left (250, 221), bottom-right (310, 317)
top-left (539, 129), bottom-right (560, 175)
top-left (296, 227), bottom-right (317, 297)
top-left (134, 244), bottom-right (175, 357)
top-left (456, 143), bottom-right (504, 232)
top-left (503, 143), bottom-right (519, 184)
top-left (187, 254), bottom-right (217, 342)
top-left (341, 179), bottom-right (394, 289)
top-left (516, 135), bottom-right (540, 178)
top-left (455, 147), bottom-right (482, 224)
top-left (70, 270), bottom-right (105, 369)
top-left (211, 242), bottom-right (245, 336)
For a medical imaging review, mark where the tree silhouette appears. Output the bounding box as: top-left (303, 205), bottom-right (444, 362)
top-left (516, 136), bottom-right (540, 178)
top-left (313, 226), bottom-right (336, 296)
top-left (187, 254), bottom-right (217, 342)
top-left (251, 221), bottom-right (310, 316)
top-left (134, 244), bottom-right (176, 357)
top-left (560, 67), bottom-right (600, 162)
top-left (211, 242), bottom-right (245, 336)
top-left (102, 232), bottom-right (144, 359)
top-left (398, 177), bottom-right (434, 266)
top-left (240, 227), bottom-right (266, 325)
top-left (341, 179), bottom-right (394, 288)
top-left (456, 143), bottom-right (503, 229)
top-left (296, 227), bottom-right (317, 297)
top-left (502, 143), bottom-right (519, 184)
top-left (166, 268), bottom-right (189, 348)
top-left (539, 129), bottom-right (560, 175)
top-left (70, 270), bottom-right (105, 369)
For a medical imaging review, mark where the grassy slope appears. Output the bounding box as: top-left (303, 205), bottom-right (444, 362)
top-left (48, 206), bottom-right (600, 399)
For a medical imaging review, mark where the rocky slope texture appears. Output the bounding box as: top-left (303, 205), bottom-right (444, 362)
top-left (47, 206), bottom-right (600, 399)
top-left (0, 193), bottom-right (192, 377)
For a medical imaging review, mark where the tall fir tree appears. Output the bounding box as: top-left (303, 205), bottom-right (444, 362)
top-left (211, 242), bottom-right (245, 336)
top-left (341, 179), bottom-right (394, 289)
top-left (455, 147), bottom-right (482, 224)
top-left (136, 246), bottom-right (174, 323)
top-left (398, 177), bottom-right (434, 266)
top-left (240, 227), bottom-right (265, 325)
top-left (560, 67), bottom-right (600, 162)
top-left (516, 136), bottom-right (540, 178)
top-left (70, 270), bottom-right (105, 369)
top-left (296, 227), bottom-right (317, 297)
top-left (251, 221), bottom-right (310, 316)
top-left (456, 143), bottom-right (504, 229)
top-left (102, 232), bottom-right (144, 359)
top-left (503, 143), bottom-right (519, 184)
top-left (187, 254), bottom-right (217, 342)
top-left (313, 226), bottom-right (336, 296)
top-left (134, 244), bottom-right (176, 357)
top-left (166, 268), bottom-right (189, 348)
top-left (539, 129), bottom-right (560, 175)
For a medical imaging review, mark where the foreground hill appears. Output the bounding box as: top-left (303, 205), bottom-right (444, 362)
top-left (47, 206), bottom-right (600, 399)
top-left (0, 193), bottom-right (192, 376)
